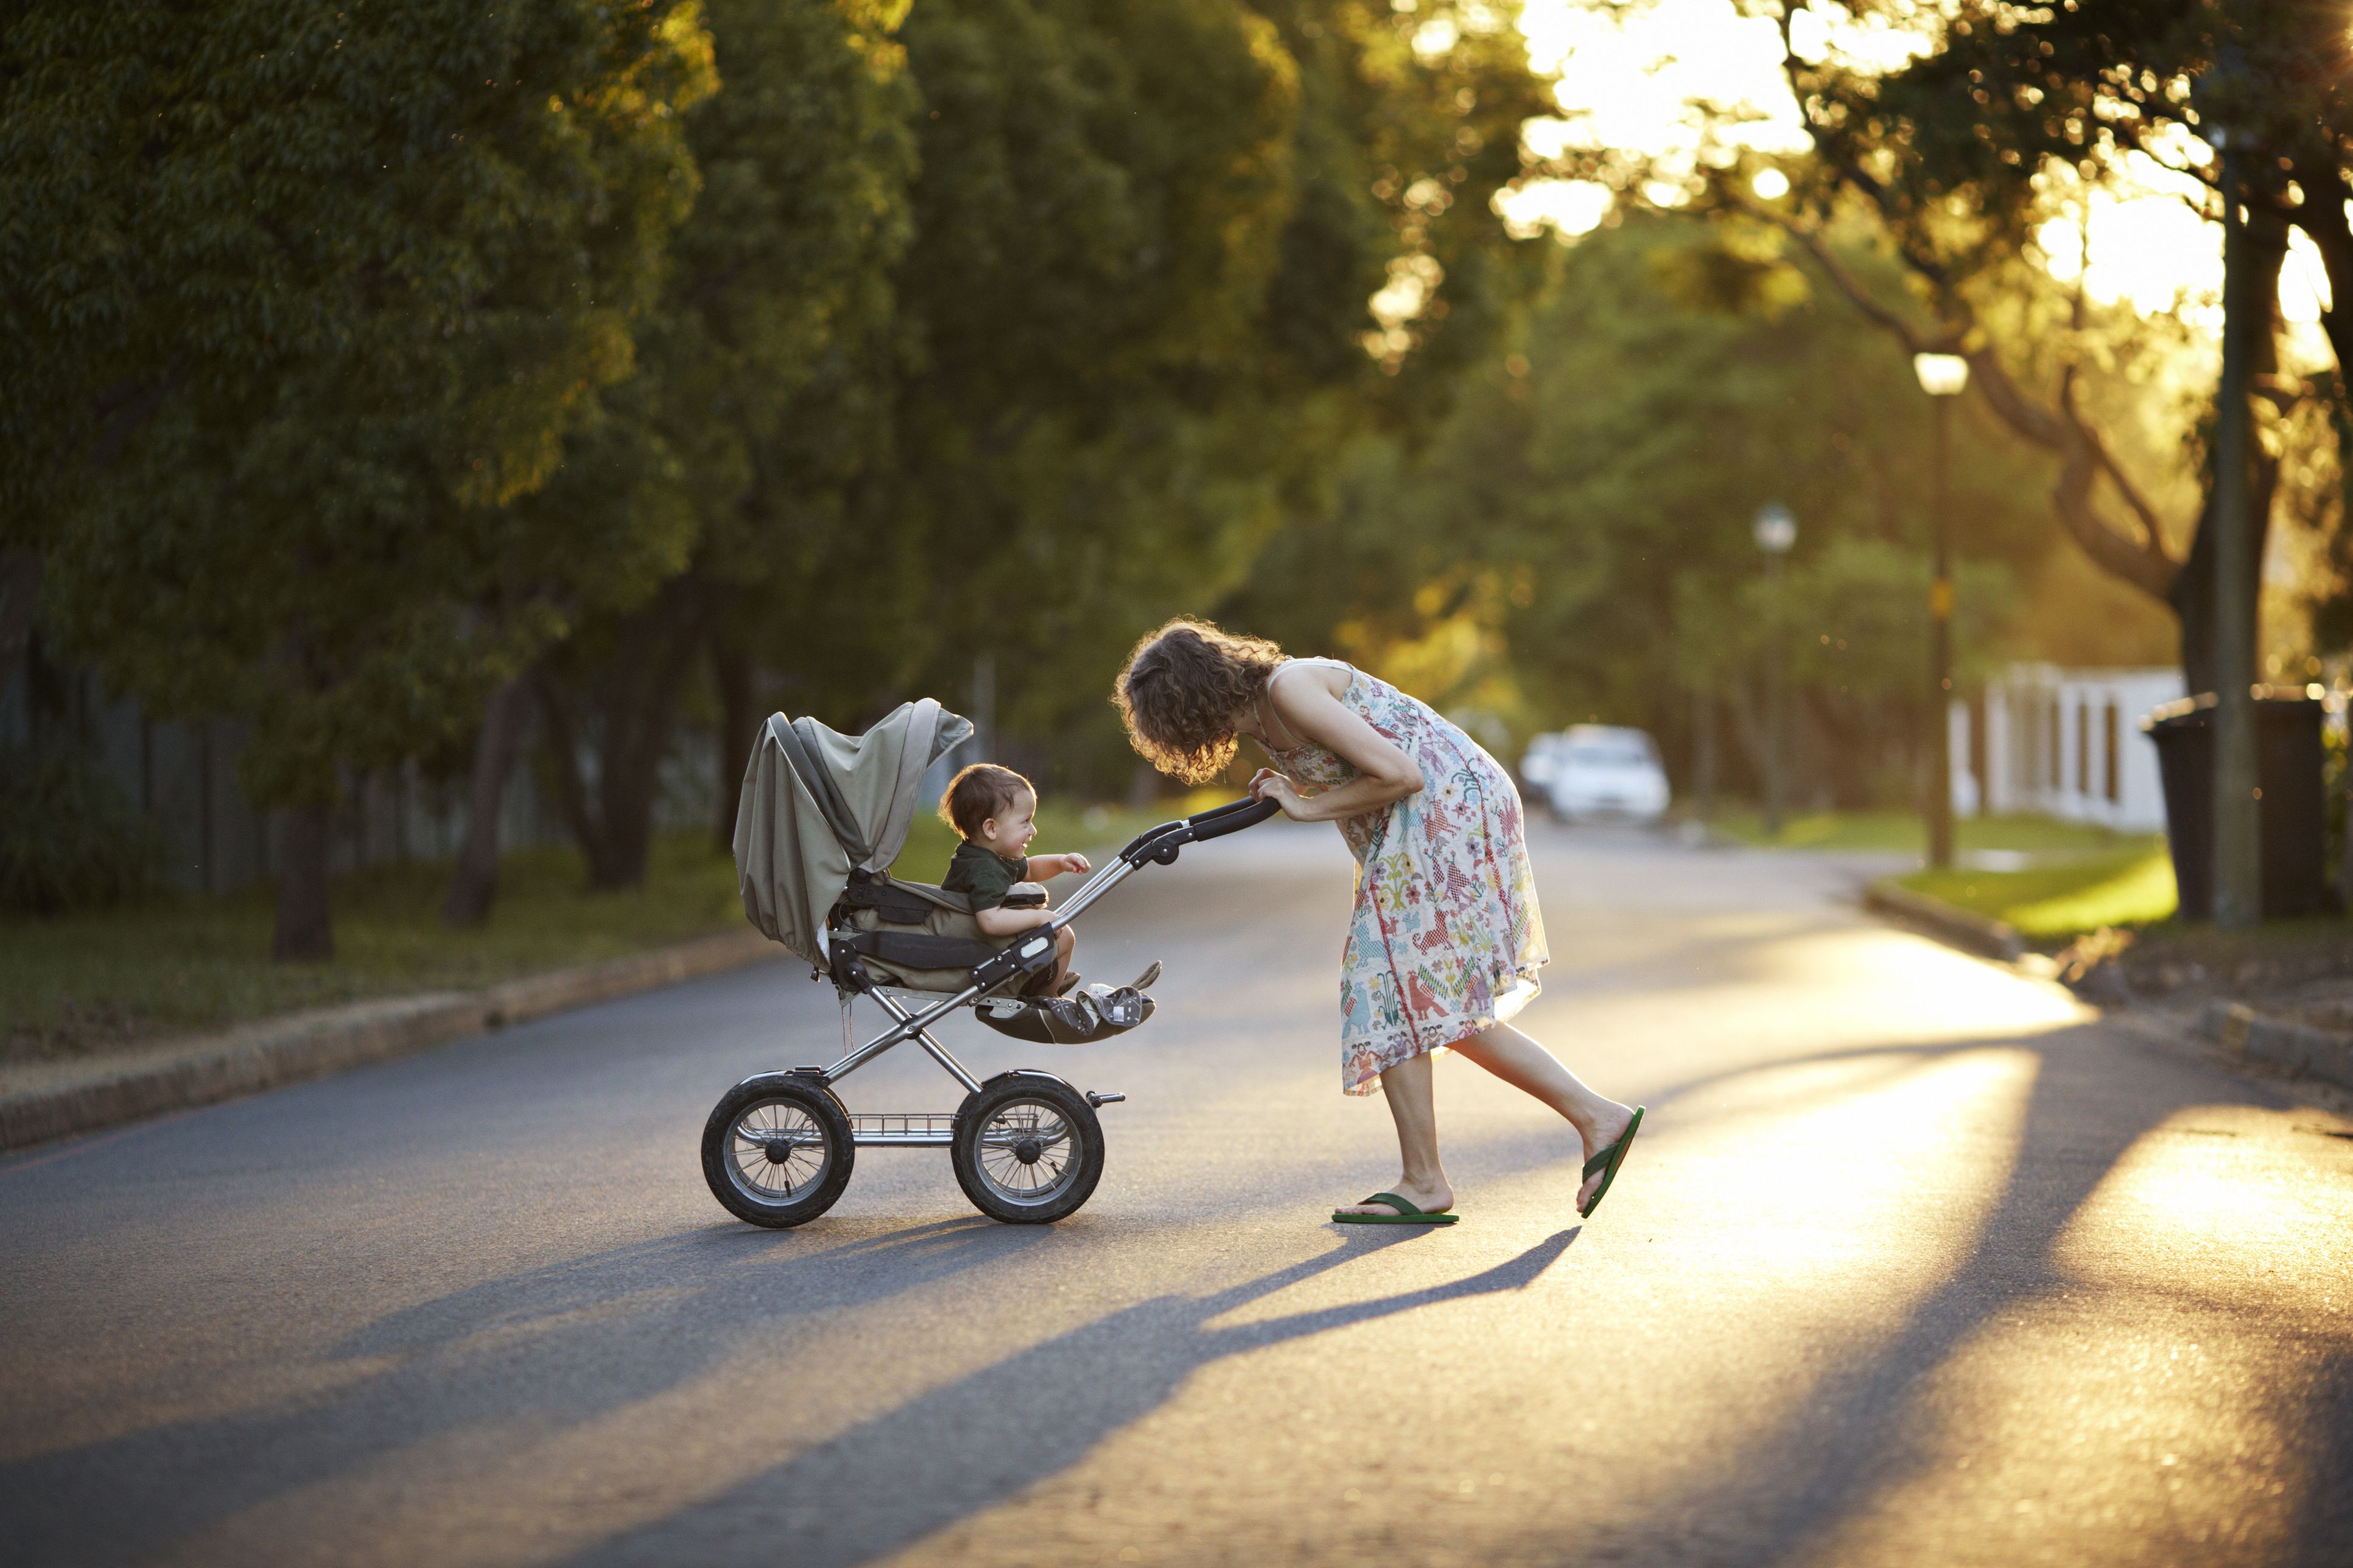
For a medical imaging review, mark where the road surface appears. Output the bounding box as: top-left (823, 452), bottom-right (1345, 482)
top-left (4, 819), bottom-right (2349, 1566)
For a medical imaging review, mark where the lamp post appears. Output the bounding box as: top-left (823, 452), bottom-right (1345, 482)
top-left (2206, 109), bottom-right (2262, 929)
top-left (1913, 351), bottom-right (1969, 870)
top-left (1754, 502), bottom-right (1797, 838)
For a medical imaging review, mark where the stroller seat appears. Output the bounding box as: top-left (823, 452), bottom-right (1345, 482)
top-left (830, 870), bottom-right (1045, 993)
top-left (832, 872), bottom-right (1152, 1043)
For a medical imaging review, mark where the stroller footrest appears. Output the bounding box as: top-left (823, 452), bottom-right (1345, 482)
top-left (849, 1111), bottom-right (956, 1147)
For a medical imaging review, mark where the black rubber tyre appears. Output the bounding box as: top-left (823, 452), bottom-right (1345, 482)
top-left (702, 1076), bottom-right (854, 1228)
top-left (951, 1075), bottom-right (1104, 1224)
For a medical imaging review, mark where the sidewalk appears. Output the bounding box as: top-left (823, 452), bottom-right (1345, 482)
top-left (0, 929), bottom-right (780, 1153)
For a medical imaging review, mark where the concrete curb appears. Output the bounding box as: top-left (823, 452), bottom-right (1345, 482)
top-left (0, 929), bottom-right (780, 1153)
top-left (1862, 880), bottom-right (2025, 962)
top-left (2198, 999), bottom-right (2353, 1094)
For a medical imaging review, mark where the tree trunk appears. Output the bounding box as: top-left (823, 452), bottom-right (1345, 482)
top-left (442, 673), bottom-right (530, 928)
top-left (1726, 673), bottom-right (1769, 797)
top-left (712, 633), bottom-right (757, 853)
top-left (2165, 205), bottom-right (2292, 696)
top-left (272, 803), bottom-right (334, 962)
top-left (536, 579), bottom-right (710, 890)
top-left (0, 551), bottom-right (40, 709)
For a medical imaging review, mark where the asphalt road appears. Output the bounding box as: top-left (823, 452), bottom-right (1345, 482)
top-left (4, 819), bottom-right (2351, 1568)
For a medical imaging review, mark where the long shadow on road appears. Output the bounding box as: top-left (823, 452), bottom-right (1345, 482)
top-left (1539, 1020), bottom-right (2353, 1568)
top-left (8, 1012), bottom-right (2348, 1567)
top-left (0, 1217), bottom-right (1048, 1566)
top-left (560, 1225), bottom-right (1582, 1567)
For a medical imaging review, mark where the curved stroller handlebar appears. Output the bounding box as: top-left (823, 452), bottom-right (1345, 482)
top-left (1185, 794), bottom-right (1285, 840)
top-left (1117, 794), bottom-right (1282, 867)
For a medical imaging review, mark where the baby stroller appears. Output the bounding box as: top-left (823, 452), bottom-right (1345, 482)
top-left (707, 698), bottom-right (1278, 1227)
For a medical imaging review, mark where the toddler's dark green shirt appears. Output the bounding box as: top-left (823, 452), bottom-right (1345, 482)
top-left (942, 841), bottom-right (1029, 910)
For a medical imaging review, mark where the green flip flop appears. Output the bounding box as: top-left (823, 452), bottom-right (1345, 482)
top-left (1333, 1191), bottom-right (1459, 1225)
top-left (1577, 1105), bottom-right (1644, 1218)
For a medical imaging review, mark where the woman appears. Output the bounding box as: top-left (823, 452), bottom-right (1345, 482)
top-left (1115, 618), bottom-right (1641, 1223)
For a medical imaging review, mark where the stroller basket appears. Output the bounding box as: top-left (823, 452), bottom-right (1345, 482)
top-left (715, 706), bottom-right (1282, 1230)
top-left (849, 1111), bottom-right (958, 1147)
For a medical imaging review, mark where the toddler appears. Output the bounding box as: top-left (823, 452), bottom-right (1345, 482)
top-left (938, 764), bottom-right (1088, 995)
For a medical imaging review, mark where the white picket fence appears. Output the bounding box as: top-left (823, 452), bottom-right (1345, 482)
top-left (1955, 664), bottom-right (2185, 832)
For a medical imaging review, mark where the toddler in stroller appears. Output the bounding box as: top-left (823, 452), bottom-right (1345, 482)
top-left (710, 698), bottom-right (1276, 1226)
top-left (937, 761), bottom-right (1163, 1043)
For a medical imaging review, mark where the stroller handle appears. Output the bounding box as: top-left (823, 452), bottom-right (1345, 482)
top-left (1116, 795), bottom-right (1282, 867)
top-left (1186, 795), bottom-right (1284, 841)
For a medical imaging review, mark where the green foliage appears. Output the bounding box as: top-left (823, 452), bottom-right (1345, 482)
top-left (1229, 215), bottom-right (2060, 802)
top-left (5, 0), bottom-right (1566, 918)
top-left (724, 0), bottom-right (1558, 794)
top-left (0, 744), bottom-right (164, 914)
top-left (5, 0), bottom-right (718, 808)
top-left (1725, 1), bottom-right (2353, 681)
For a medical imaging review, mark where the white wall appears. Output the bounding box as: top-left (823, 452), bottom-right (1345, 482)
top-left (1962, 664), bottom-right (2184, 832)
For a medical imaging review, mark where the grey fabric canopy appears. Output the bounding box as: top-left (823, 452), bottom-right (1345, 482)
top-left (732, 699), bottom-right (973, 968)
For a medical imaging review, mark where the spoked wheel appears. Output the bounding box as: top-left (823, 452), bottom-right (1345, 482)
top-left (702, 1076), bottom-right (854, 1228)
top-left (951, 1076), bottom-right (1104, 1224)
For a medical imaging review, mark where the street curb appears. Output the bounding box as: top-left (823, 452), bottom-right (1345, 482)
top-left (0, 928), bottom-right (780, 1154)
top-left (1862, 880), bottom-right (2025, 962)
top-left (2198, 999), bottom-right (2353, 1094)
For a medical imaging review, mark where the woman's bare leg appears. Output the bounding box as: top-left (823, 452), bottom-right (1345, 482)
top-left (1451, 1021), bottom-right (1634, 1211)
top-left (1334, 1052), bottom-right (1456, 1216)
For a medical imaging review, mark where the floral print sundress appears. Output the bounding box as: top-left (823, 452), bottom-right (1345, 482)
top-left (1258, 660), bottom-right (1548, 1094)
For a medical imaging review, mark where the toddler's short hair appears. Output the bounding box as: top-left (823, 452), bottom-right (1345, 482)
top-left (939, 763), bottom-right (1033, 839)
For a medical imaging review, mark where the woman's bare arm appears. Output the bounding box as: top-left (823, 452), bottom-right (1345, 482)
top-left (1250, 668), bottom-right (1423, 823)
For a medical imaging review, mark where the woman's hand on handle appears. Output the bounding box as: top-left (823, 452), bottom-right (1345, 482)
top-left (1250, 772), bottom-right (1311, 821)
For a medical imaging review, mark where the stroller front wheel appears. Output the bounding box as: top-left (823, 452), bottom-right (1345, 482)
top-left (703, 1076), bottom-right (854, 1228)
top-left (952, 1076), bottom-right (1104, 1224)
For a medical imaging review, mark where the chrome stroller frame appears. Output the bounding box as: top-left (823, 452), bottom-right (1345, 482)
top-left (701, 794), bottom-right (1281, 1227)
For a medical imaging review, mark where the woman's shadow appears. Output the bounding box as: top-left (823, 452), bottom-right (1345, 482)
top-left (562, 1223), bottom-right (1582, 1567)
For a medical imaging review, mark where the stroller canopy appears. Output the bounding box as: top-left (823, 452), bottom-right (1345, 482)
top-left (733, 698), bottom-right (974, 967)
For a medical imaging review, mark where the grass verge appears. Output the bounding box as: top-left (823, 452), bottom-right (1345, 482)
top-left (3, 794), bottom-right (1219, 1065)
top-left (1892, 845), bottom-right (2178, 943)
top-left (1705, 807), bottom-right (2154, 858)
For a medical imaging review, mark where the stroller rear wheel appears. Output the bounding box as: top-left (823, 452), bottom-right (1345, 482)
top-left (952, 1076), bottom-right (1104, 1224)
top-left (703, 1076), bottom-right (854, 1227)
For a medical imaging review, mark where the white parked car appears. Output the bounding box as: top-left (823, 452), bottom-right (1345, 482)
top-left (1522, 726), bottom-right (1671, 823)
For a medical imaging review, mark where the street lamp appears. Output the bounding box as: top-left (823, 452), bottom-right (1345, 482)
top-left (1913, 350), bottom-right (1969, 870)
top-left (1754, 502), bottom-right (1797, 838)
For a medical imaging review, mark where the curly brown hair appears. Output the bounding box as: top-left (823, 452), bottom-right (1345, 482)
top-left (1113, 618), bottom-right (1286, 785)
top-left (938, 763), bottom-right (1033, 839)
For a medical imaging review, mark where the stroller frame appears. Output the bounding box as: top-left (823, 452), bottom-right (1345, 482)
top-left (702, 794), bottom-right (1280, 1226)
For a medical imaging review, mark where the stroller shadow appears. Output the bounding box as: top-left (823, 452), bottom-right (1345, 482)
top-left (0, 1216), bottom-right (1048, 1566)
top-left (562, 1225), bottom-right (1582, 1566)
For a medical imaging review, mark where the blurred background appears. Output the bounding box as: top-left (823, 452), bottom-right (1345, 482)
top-left (5, 0), bottom-right (2349, 1044)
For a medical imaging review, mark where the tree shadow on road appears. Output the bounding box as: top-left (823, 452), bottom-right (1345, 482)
top-left (1516, 1018), bottom-right (2353, 1568)
top-left (558, 1223), bottom-right (1582, 1567)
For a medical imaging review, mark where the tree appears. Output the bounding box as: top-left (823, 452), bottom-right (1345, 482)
top-left (3, 0), bottom-right (715, 955)
top-left (1596, 0), bottom-right (2353, 691)
top-left (871, 0), bottom-right (1557, 789)
top-left (485, 0), bottom-right (918, 896)
top-left (1232, 215), bottom-right (2061, 805)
